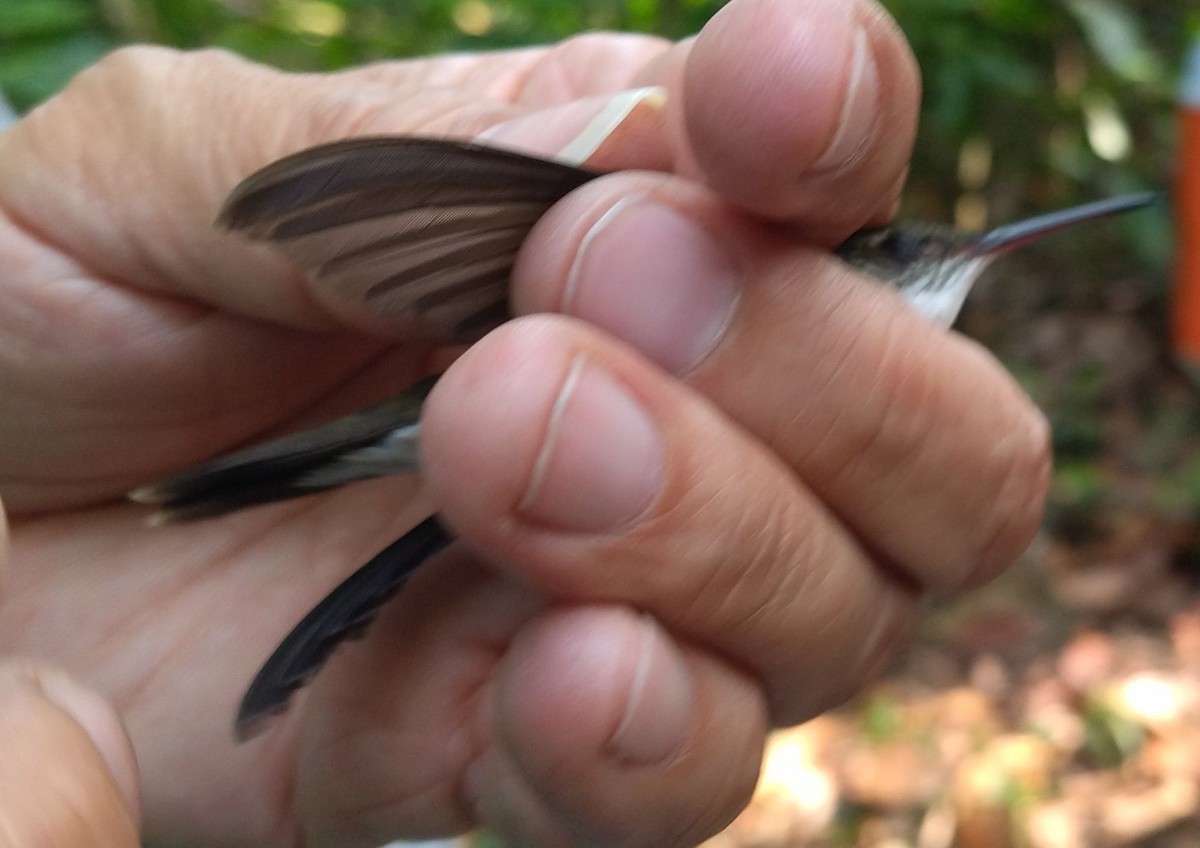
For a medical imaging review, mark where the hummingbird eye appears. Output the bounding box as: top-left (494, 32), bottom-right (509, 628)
top-left (881, 230), bottom-right (930, 264)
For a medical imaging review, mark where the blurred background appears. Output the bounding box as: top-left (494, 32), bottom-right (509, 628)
top-left (1, 1), bottom-right (1198, 845)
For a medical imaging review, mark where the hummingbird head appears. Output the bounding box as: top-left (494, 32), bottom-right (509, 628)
top-left (836, 191), bottom-right (1160, 328)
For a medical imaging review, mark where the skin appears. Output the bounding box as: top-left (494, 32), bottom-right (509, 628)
top-left (0, 0), bottom-right (1051, 845)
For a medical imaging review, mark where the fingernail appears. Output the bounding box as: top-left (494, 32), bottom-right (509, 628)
top-left (565, 198), bottom-right (741, 374)
top-left (520, 355), bottom-right (663, 532)
top-left (608, 615), bottom-right (693, 764)
top-left (555, 86), bottom-right (668, 166)
top-left (478, 86), bottom-right (668, 165)
top-left (813, 28), bottom-right (879, 171)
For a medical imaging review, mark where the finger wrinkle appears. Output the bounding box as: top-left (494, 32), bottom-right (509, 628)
top-left (306, 84), bottom-right (467, 141)
top-left (516, 32), bottom-right (675, 106)
top-left (821, 313), bottom-right (940, 492)
top-left (765, 275), bottom-right (897, 464)
top-left (671, 480), bottom-right (834, 677)
top-left (0, 204), bottom-right (120, 318)
top-left (850, 579), bottom-right (912, 683)
top-left (970, 402), bottom-right (1052, 586)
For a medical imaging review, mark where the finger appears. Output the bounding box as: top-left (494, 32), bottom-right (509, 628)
top-left (484, 0), bottom-right (920, 238)
top-left (421, 316), bottom-right (920, 725)
top-left (0, 497), bottom-right (8, 582)
top-left (294, 552), bottom-right (538, 847)
top-left (0, 662), bottom-right (140, 848)
top-left (477, 607), bottom-right (765, 847)
top-left (626, 0), bottom-right (920, 239)
top-left (512, 172), bottom-right (1050, 590)
top-left (336, 0), bottom-right (917, 241)
top-left (293, 559), bottom-right (765, 847)
top-left (333, 32), bottom-right (671, 105)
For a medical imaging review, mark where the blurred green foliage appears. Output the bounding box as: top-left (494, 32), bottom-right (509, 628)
top-left (1081, 693), bottom-right (1146, 768)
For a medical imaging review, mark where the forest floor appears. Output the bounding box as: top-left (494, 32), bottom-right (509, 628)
top-left (712, 524), bottom-right (1200, 848)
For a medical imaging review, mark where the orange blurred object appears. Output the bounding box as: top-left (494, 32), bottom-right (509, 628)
top-left (1173, 38), bottom-right (1200, 372)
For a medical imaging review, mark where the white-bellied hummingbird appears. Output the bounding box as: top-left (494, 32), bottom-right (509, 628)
top-left (125, 137), bottom-right (1158, 738)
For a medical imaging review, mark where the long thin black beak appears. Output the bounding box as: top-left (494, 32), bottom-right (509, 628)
top-left (971, 191), bottom-right (1161, 257)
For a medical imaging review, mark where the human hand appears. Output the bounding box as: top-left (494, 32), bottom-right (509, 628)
top-left (0, 0), bottom-right (1050, 845)
top-left (0, 503), bottom-right (140, 848)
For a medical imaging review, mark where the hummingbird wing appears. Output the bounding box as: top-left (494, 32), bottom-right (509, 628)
top-left (128, 378), bottom-right (435, 522)
top-left (131, 140), bottom-right (598, 738)
top-left (133, 139), bottom-right (599, 522)
top-left (219, 137), bottom-right (602, 342)
top-left (235, 514), bottom-right (455, 740)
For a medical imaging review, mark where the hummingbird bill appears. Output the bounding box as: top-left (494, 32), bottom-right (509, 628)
top-left (126, 136), bottom-right (1158, 740)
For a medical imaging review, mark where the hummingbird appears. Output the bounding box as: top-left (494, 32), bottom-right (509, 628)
top-left (126, 136), bottom-right (1157, 739)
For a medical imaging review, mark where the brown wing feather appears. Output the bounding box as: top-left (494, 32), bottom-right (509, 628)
top-left (218, 137), bottom-right (601, 342)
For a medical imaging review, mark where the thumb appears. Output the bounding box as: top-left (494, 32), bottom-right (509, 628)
top-left (0, 663), bottom-right (140, 848)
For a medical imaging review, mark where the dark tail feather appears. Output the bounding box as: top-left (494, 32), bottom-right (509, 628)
top-left (128, 378), bottom-right (435, 522)
top-left (235, 515), bottom-right (454, 740)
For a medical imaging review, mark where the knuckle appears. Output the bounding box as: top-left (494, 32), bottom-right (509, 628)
top-left (302, 83), bottom-right (508, 142)
top-left (57, 46), bottom-right (251, 119)
top-left (87, 43), bottom-right (180, 77)
top-left (806, 296), bottom-right (940, 495)
top-left (306, 84), bottom-right (407, 139)
top-left (773, 586), bottom-right (914, 725)
top-left (968, 400), bottom-right (1052, 586)
top-left (652, 476), bottom-right (803, 649)
top-left (58, 45), bottom-right (175, 103)
top-left (804, 303), bottom-right (1051, 592)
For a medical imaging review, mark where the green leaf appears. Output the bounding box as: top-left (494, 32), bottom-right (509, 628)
top-left (1064, 0), bottom-right (1164, 84)
top-left (1082, 696), bottom-right (1145, 769)
top-left (0, 32), bottom-right (117, 109)
top-left (0, 0), bottom-right (93, 39)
